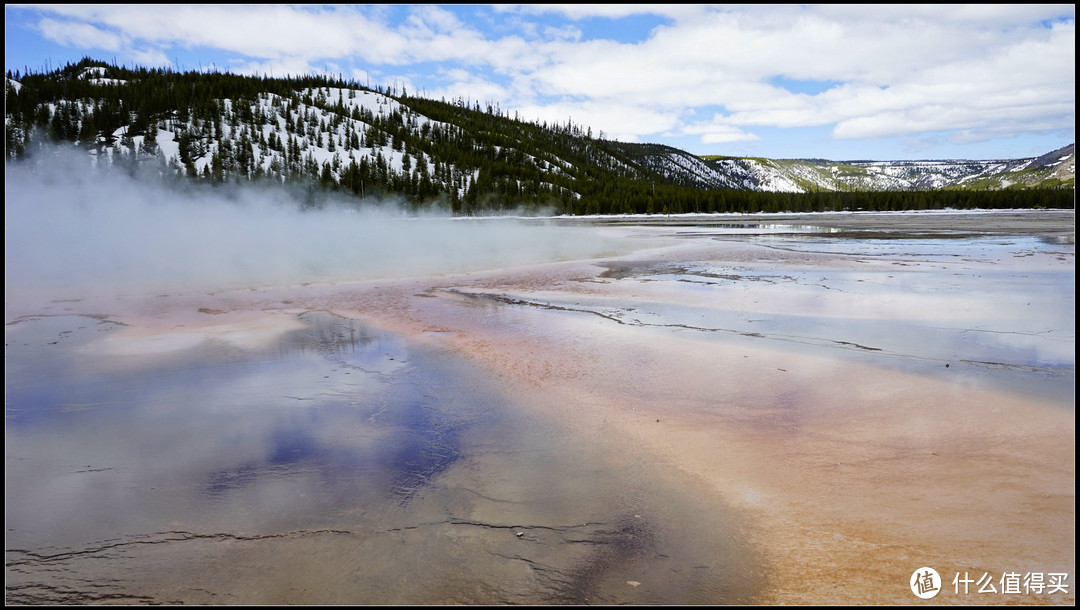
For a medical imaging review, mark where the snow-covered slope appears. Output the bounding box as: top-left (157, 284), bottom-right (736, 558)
top-left (625, 144), bottom-right (1075, 192)
top-left (6, 66), bottom-right (1074, 197)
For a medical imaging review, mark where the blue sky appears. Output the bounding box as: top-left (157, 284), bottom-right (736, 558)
top-left (5, 4), bottom-right (1075, 160)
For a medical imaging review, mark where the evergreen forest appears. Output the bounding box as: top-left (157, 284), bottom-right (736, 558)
top-left (5, 58), bottom-right (1074, 215)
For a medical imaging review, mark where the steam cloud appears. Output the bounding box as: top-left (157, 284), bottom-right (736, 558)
top-left (5, 148), bottom-right (630, 303)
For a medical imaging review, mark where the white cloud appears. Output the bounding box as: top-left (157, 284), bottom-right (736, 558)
top-left (540, 24), bottom-right (582, 42)
top-left (496, 4), bottom-right (697, 21)
top-left (38, 17), bottom-right (125, 51)
top-left (30, 5), bottom-right (405, 64)
top-left (421, 69), bottom-right (512, 107)
top-left (516, 99), bottom-right (681, 142)
top-left (401, 4), bottom-right (463, 35)
top-left (685, 121), bottom-right (762, 145)
top-left (9, 4), bottom-right (1075, 157)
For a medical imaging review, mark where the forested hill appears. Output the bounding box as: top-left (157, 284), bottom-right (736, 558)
top-left (5, 58), bottom-right (1074, 215)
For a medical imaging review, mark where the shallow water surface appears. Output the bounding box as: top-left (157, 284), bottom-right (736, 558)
top-left (466, 231), bottom-right (1074, 404)
top-left (5, 213), bottom-right (1074, 605)
top-left (5, 310), bottom-right (762, 604)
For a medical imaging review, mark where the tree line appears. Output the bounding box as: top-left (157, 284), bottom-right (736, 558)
top-left (5, 57), bottom-right (1074, 214)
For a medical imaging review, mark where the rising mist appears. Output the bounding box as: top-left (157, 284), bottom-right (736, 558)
top-left (5, 148), bottom-right (633, 303)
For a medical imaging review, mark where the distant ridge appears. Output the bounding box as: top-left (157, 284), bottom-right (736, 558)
top-left (4, 58), bottom-right (1074, 215)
